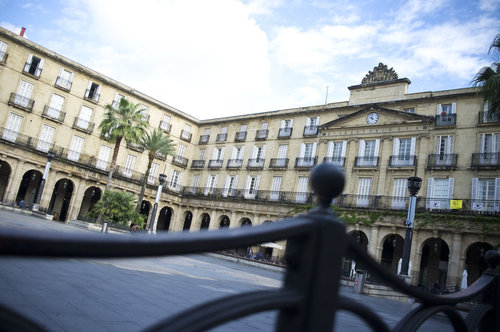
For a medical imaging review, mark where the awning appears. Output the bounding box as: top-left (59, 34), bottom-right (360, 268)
top-left (260, 242), bottom-right (283, 250)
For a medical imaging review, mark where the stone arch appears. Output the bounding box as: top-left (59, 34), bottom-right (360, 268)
top-left (78, 186), bottom-right (102, 220)
top-left (16, 169), bottom-right (42, 206)
top-left (380, 233), bottom-right (405, 274)
top-left (0, 160), bottom-right (12, 202)
top-left (344, 230), bottom-right (369, 277)
top-left (200, 213), bottom-right (210, 230)
top-left (138, 200), bottom-right (152, 228)
top-left (183, 211), bottom-right (193, 231)
top-left (240, 217), bottom-right (252, 227)
top-left (48, 178), bottom-right (75, 222)
top-left (417, 238), bottom-right (450, 289)
top-left (465, 242), bottom-right (493, 286)
top-left (157, 206), bottom-right (173, 232)
top-left (219, 215), bottom-right (230, 228)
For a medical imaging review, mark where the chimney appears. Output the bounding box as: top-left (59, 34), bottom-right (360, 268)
top-left (20, 27), bottom-right (26, 37)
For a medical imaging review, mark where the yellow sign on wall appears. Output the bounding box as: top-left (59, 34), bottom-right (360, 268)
top-left (450, 200), bottom-right (463, 209)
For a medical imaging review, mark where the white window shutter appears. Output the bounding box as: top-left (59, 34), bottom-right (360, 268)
top-left (392, 138), bottom-right (400, 155)
top-left (24, 54), bottom-right (33, 72)
top-left (96, 85), bottom-right (102, 100)
top-left (312, 142), bottom-right (317, 157)
top-left (220, 147), bottom-right (225, 159)
top-left (341, 141), bottom-right (347, 158)
top-left (451, 102), bottom-right (456, 114)
top-left (261, 145), bottom-right (266, 159)
top-left (69, 72), bottom-right (74, 82)
top-left (240, 146), bottom-right (245, 158)
top-left (178, 173), bottom-right (183, 187)
top-left (299, 143), bottom-right (305, 158)
top-left (252, 145), bottom-right (257, 159)
top-left (35, 59), bottom-right (44, 77)
top-left (374, 139), bottom-right (380, 157)
top-left (212, 148), bottom-right (219, 160)
top-left (255, 176), bottom-right (260, 191)
top-left (305, 117), bottom-right (311, 126)
top-left (437, 104), bottom-right (442, 115)
top-left (358, 140), bottom-right (365, 156)
top-left (426, 178), bottom-right (434, 209)
top-left (410, 137), bottom-right (416, 155)
top-left (471, 178), bottom-right (478, 200)
top-left (231, 147), bottom-right (237, 159)
top-left (85, 81), bottom-right (92, 98)
top-left (327, 142), bottom-right (334, 157)
top-left (446, 136), bottom-right (454, 154)
top-left (493, 134), bottom-right (499, 153)
top-left (244, 176), bottom-right (251, 190)
top-left (280, 120), bottom-right (286, 128)
top-left (495, 178), bottom-right (500, 212)
top-left (448, 178), bottom-right (454, 198)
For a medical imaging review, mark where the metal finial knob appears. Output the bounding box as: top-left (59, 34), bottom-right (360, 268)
top-left (310, 163), bottom-right (345, 207)
top-left (485, 250), bottom-right (500, 270)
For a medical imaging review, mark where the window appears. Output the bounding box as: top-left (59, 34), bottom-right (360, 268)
top-left (55, 68), bottom-right (74, 90)
top-left (46, 94), bottom-right (65, 119)
top-left (404, 108), bottom-right (415, 113)
top-left (198, 149), bottom-right (206, 160)
top-left (160, 114), bottom-right (171, 132)
top-left (217, 127), bottom-right (228, 142)
top-left (272, 144), bottom-right (289, 167)
top-left (326, 141), bottom-right (346, 166)
top-left (68, 135), bottom-right (84, 162)
top-left (123, 154), bottom-right (136, 177)
top-left (213, 147), bottom-right (224, 160)
top-left (76, 106), bottom-right (93, 130)
top-left (297, 142), bottom-right (317, 167)
top-left (148, 163), bottom-right (159, 184)
top-left (140, 105), bottom-right (149, 122)
top-left (244, 175), bottom-right (260, 199)
top-left (0, 41), bottom-right (7, 63)
top-left (249, 145), bottom-right (266, 168)
top-left (426, 178), bottom-right (454, 210)
top-left (169, 170), bottom-right (183, 191)
top-left (181, 124), bottom-right (192, 140)
top-left (279, 119), bottom-right (293, 138)
top-left (357, 178), bottom-right (372, 207)
top-left (304, 117), bottom-right (319, 136)
top-left (296, 177), bottom-right (309, 203)
top-left (270, 177), bottom-right (282, 201)
top-left (392, 179), bottom-right (407, 209)
top-left (391, 137), bottom-right (415, 166)
top-left (14, 80), bottom-right (34, 108)
top-left (192, 174), bottom-right (200, 188)
top-left (96, 145), bottom-right (112, 170)
top-left (357, 139), bottom-right (379, 166)
top-left (112, 93), bottom-right (124, 108)
top-left (437, 103), bottom-right (456, 115)
top-left (84, 81), bottom-right (101, 102)
top-left (480, 133), bottom-right (499, 164)
top-left (23, 54), bottom-right (44, 77)
top-left (471, 178), bottom-right (500, 212)
top-left (3, 113), bottom-right (23, 142)
top-left (223, 175), bottom-right (238, 197)
top-left (37, 124), bottom-right (55, 152)
top-left (205, 175), bottom-right (218, 195)
top-left (436, 135), bottom-right (454, 165)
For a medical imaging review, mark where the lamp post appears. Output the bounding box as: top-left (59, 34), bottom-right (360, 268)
top-left (400, 176), bottom-right (422, 279)
top-left (148, 173), bottom-right (167, 234)
top-left (32, 152), bottom-right (54, 211)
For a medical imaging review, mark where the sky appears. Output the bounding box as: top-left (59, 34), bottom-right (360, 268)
top-left (1, 0), bottom-right (499, 120)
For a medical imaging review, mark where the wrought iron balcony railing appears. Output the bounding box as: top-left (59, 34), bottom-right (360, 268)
top-left (72, 117), bottom-right (94, 134)
top-left (83, 89), bottom-right (100, 103)
top-left (255, 129), bottom-right (268, 140)
top-left (427, 154), bottom-right (458, 169)
top-left (323, 157), bottom-right (345, 167)
top-left (172, 156), bottom-right (189, 168)
top-left (0, 52), bottom-right (8, 64)
top-left (159, 121), bottom-right (172, 133)
top-left (388, 155), bottom-right (416, 167)
top-left (226, 159), bottom-right (243, 169)
top-left (471, 153), bottom-right (500, 169)
top-left (126, 141), bottom-right (144, 153)
top-left (478, 111), bottom-right (500, 124)
top-left (216, 133), bottom-right (227, 142)
top-left (180, 130), bottom-right (192, 142)
top-left (295, 157), bottom-right (318, 168)
top-left (278, 127), bottom-right (292, 138)
top-left (191, 160), bottom-right (205, 168)
top-left (208, 159), bottom-right (224, 169)
top-left (55, 76), bottom-right (73, 91)
top-left (42, 105), bottom-right (66, 123)
top-left (199, 135), bottom-right (210, 144)
top-left (303, 125), bottom-right (318, 137)
top-left (8, 92), bottom-right (34, 112)
top-left (355, 156), bottom-right (379, 167)
top-left (247, 158), bottom-right (265, 169)
top-left (435, 113), bottom-right (456, 126)
top-left (269, 158), bottom-right (289, 169)
top-left (235, 131), bottom-right (247, 142)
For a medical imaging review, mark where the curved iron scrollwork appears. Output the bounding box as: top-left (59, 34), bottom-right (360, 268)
top-left (0, 163), bottom-right (498, 332)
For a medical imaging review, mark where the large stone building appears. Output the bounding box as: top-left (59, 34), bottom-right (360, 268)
top-left (0, 27), bottom-right (499, 289)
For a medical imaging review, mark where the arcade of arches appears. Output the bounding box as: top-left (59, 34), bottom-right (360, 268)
top-left (0, 157), bottom-right (497, 289)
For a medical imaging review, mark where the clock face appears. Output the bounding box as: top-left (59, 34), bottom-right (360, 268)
top-left (366, 112), bottom-right (379, 124)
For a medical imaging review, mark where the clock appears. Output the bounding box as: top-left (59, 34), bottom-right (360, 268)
top-left (366, 112), bottom-right (379, 124)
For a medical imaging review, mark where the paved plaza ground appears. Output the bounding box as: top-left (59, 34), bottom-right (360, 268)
top-left (0, 209), bottom-right (455, 331)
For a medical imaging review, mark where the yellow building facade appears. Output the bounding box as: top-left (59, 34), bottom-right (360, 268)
top-left (0, 27), bottom-right (499, 289)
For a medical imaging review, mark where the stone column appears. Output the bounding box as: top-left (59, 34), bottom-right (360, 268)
top-left (409, 229), bottom-right (420, 286)
top-left (447, 232), bottom-right (463, 287)
top-left (40, 171), bottom-right (58, 208)
top-left (5, 160), bottom-right (25, 203)
top-left (67, 178), bottom-right (86, 221)
top-left (368, 225), bottom-right (379, 259)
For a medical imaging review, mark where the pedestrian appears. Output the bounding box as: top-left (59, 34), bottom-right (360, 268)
top-left (18, 200), bottom-right (26, 209)
top-left (130, 223), bottom-right (138, 233)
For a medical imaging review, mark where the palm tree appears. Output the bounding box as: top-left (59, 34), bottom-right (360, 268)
top-left (99, 98), bottom-right (148, 189)
top-left (136, 129), bottom-right (176, 212)
top-left (472, 34), bottom-right (500, 119)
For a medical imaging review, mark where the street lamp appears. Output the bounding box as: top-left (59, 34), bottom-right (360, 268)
top-left (400, 176), bottom-right (422, 278)
top-left (32, 152), bottom-right (54, 211)
top-left (148, 173), bottom-right (167, 234)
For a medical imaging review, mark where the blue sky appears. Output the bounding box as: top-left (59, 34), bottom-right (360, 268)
top-left (1, 0), bottom-right (499, 119)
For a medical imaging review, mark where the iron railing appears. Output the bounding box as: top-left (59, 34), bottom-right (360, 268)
top-left (180, 130), bottom-right (192, 142)
top-left (255, 129), bottom-right (268, 140)
top-left (303, 125), bottom-right (318, 136)
top-left (0, 163), bottom-right (498, 332)
top-left (172, 156), bottom-right (188, 168)
top-left (472, 153), bottom-right (500, 169)
top-left (198, 135), bottom-right (209, 144)
top-left (235, 131), bottom-right (247, 142)
top-left (42, 106), bottom-right (66, 123)
top-left (427, 154), bottom-right (458, 169)
top-left (8, 92), bottom-right (34, 112)
top-left (478, 111), bottom-right (500, 124)
top-left (216, 133), bottom-right (227, 142)
top-left (159, 121), bottom-right (172, 133)
top-left (226, 159), bottom-right (243, 169)
top-left (435, 113), bottom-right (457, 126)
top-left (72, 117), bottom-right (94, 134)
top-left (55, 76), bottom-right (72, 91)
top-left (191, 160), bottom-right (205, 168)
top-left (278, 127), bottom-right (292, 138)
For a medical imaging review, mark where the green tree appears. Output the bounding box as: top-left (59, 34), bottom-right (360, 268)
top-left (90, 190), bottom-right (145, 227)
top-left (99, 98), bottom-right (148, 190)
top-left (472, 34), bottom-right (500, 119)
top-left (136, 129), bottom-right (176, 212)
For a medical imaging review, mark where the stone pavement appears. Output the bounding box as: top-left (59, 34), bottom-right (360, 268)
top-left (0, 209), bottom-right (453, 331)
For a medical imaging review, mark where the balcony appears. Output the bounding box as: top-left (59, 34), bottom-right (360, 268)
top-left (72, 117), bottom-right (94, 134)
top-left (471, 153), bottom-right (500, 169)
top-left (303, 125), bottom-right (318, 137)
top-left (8, 93), bottom-right (34, 112)
top-left (435, 113), bottom-right (456, 127)
top-left (255, 129), bottom-right (268, 140)
top-left (208, 159), bottom-right (223, 169)
top-left (427, 154), bottom-right (458, 170)
top-left (197, 135), bottom-right (209, 144)
top-left (42, 106), bottom-right (66, 123)
top-left (388, 155), bottom-right (416, 167)
top-left (55, 76), bottom-right (72, 91)
top-left (323, 157), bottom-right (345, 167)
top-left (234, 131), bottom-right (247, 142)
top-left (247, 158), bottom-right (265, 170)
top-left (354, 156), bottom-right (379, 167)
top-left (0, 52), bottom-right (8, 65)
top-left (269, 158), bottom-right (288, 169)
top-left (180, 130), bottom-right (192, 142)
top-left (114, 165), bottom-right (145, 182)
top-left (216, 133), bottom-right (227, 142)
top-left (191, 160), bottom-right (205, 169)
top-left (159, 121), bottom-right (172, 134)
top-left (226, 159), bottom-right (243, 169)
top-left (83, 89), bottom-right (100, 103)
top-left (155, 151), bottom-right (168, 161)
top-left (278, 127), bottom-right (292, 139)
top-left (295, 157), bottom-right (318, 169)
top-left (478, 111), bottom-right (500, 124)
top-left (172, 156), bottom-right (188, 168)
top-left (126, 141), bottom-right (144, 153)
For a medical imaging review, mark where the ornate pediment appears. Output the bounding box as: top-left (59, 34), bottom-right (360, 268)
top-left (361, 63), bottom-right (398, 84)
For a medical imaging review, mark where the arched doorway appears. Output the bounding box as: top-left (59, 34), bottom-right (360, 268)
top-left (418, 238), bottom-right (450, 290)
top-left (78, 186), bottom-right (101, 221)
top-left (48, 179), bottom-right (74, 222)
top-left (380, 234), bottom-right (404, 274)
top-left (240, 218), bottom-right (252, 226)
top-left (157, 207), bottom-right (173, 231)
top-left (183, 211), bottom-right (192, 231)
top-left (200, 213), bottom-right (210, 230)
top-left (0, 160), bottom-right (11, 202)
top-left (465, 242), bottom-right (493, 286)
top-left (138, 201), bottom-right (151, 229)
top-left (16, 170), bottom-right (42, 207)
top-left (344, 230), bottom-right (369, 277)
top-left (219, 215), bottom-right (230, 228)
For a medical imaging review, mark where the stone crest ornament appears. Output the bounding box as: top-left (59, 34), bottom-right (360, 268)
top-left (361, 63), bottom-right (398, 84)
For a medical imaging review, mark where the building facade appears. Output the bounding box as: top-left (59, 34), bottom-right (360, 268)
top-left (0, 27), bottom-right (499, 289)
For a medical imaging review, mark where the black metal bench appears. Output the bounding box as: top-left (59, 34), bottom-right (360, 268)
top-left (0, 163), bottom-right (499, 331)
